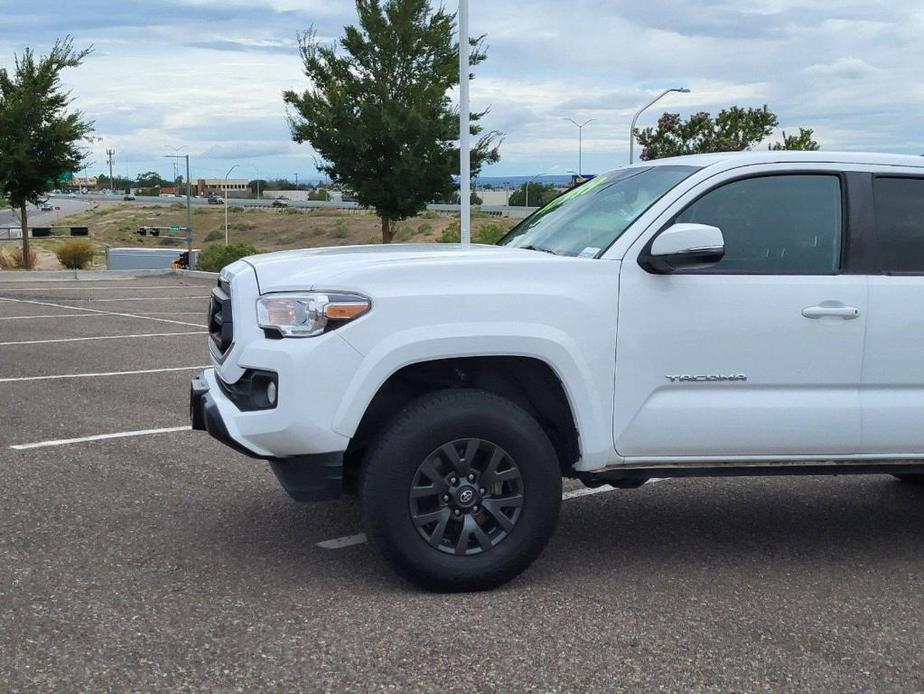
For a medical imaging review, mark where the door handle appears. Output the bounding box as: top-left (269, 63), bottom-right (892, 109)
top-left (801, 303), bottom-right (860, 320)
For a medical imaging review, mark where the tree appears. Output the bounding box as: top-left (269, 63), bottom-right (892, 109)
top-left (283, 0), bottom-right (501, 242)
top-left (769, 128), bottom-right (820, 151)
top-left (635, 105), bottom-right (820, 160)
top-left (135, 171), bottom-right (167, 188)
top-left (0, 37), bottom-right (93, 268)
top-left (508, 181), bottom-right (557, 207)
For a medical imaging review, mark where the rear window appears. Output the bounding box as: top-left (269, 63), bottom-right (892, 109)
top-left (873, 177), bottom-right (924, 274)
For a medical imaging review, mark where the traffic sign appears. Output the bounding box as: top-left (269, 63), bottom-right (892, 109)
top-left (170, 224), bottom-right (182, 232)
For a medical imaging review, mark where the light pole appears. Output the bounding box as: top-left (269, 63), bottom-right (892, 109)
top-left (525, 172), bottom-right (547, 208)
top-left (224, 163), bottom-right (239, 246)
top-left (165, 150), bottom-right (193, 263)
top-left (629, 87), bottom-right (690, 164)
top-left (563, 118), bottom-right (595, 177)
top-left (458, 0), bottom-right (471, 244)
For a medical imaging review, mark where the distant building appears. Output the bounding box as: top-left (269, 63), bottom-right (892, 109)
top-left (192, 178), bottom-right (250, 198)
top-left (64, 176), bottom-right (98, 192)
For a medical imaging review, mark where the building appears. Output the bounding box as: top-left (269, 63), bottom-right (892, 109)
top-left (63, 176), bottom-right (98, 193)
top-left (192, 178), bottom-right (250, 198)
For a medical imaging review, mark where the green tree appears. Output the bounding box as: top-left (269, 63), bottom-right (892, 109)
top-left (769, 128), bottom-right (820, 151)
top-left (508, 181), bottom-right (557, 207)
top-left (283, 0), bottom-right (501, 242)
top-left (0, 37), bottom-right (93, 268)
top-left (635, 105), bottom-right (821, 161)
top-left (135, 171), bottom-right (167, 188)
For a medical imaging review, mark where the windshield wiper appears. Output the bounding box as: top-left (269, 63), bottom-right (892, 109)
top-left (519, 245), bottom-right (559, 255)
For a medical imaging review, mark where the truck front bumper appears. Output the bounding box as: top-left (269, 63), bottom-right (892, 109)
top-left (190, 372), bottom-right (343, 502)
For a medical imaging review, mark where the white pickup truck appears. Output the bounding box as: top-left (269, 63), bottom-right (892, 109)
top-left (191, 151), bottom-right (924, 591)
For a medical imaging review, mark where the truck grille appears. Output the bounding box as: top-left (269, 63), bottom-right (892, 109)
top-left (208, 278), bottom-right (233, 356)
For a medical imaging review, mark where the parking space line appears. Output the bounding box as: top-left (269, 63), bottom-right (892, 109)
top-left (0, 331), bottom-right (206, 346)
top-left (0, 365), bottom-right (208, 383)
top-left (10, 426), bottom-right (192, 450)
top-left (315, 482), bottom-right (674, 550)
top-left (0, 313), bottom-right (103, 320)
top-left (0, 296), bottom-right (206, 328)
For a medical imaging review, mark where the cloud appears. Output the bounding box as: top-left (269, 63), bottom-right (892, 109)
top-left (1, 0), bottom-right (922, 178)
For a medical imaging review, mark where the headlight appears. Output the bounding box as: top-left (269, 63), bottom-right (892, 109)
top-left (256, 292), bottom-right (371, 338)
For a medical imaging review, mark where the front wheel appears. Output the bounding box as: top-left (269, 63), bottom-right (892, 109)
top-left (361, 389), bottom-right (562, 592)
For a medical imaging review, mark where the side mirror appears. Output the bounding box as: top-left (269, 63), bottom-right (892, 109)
top-left (638, 223), bottom-right (725, 274)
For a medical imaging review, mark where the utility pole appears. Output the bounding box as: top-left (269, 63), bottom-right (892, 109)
top-left (224, 163), bottom-right (239, 246)
top-left (459, 0), bottom-right (471, 245)
top-left (165, 153), bottom-right (193, 264)
top-left (294, 172), bottom-right (299, 190)
top-left (106, 149), bottom-right (115, 193)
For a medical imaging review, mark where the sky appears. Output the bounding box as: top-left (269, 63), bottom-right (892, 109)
top-left (1, 0), bottom-right (922, 183)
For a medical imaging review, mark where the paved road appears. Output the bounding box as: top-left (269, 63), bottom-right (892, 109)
top-left (1, 275), bottom-right (923, 691)
top-left (0, 198), bottom-right (93, 230)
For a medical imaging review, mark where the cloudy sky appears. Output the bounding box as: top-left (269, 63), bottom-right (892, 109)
top-left (2, 0), bottom-right (921, 182)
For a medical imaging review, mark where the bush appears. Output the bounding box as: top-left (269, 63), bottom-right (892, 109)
top-left (0, 246), bottom-right (38, 269)
top-left (204, 229), bottom-right (223, 242)
top-left (196, 242), bottom-right (259, 272)
top-left (54, 239), bottom-right (96, 269)
top-left (473, 223), bottom-right (507, 245)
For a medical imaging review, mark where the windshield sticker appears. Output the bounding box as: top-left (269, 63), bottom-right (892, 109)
top-left (578, 247), bottom-right (601, 258)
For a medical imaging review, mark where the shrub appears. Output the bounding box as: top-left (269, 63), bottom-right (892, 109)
top-left (54, 239), bottom-right (96, 269)
top-left (473, 223), bottom-right (507, 245)
top-left (196, 242), bottom-right (259, 272)
top-left (0, 246), bottom-right (38, 269)
top-left (204, 229), bottom-right (223, 242)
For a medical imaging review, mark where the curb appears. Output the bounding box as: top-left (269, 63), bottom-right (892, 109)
top-left (0, 269), bottom-right (173, 282)
top-left (174, 269), bottom-right (219, 280)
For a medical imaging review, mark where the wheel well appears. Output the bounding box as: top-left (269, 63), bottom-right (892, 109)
top-left (342, 357), bottom-right (580, 492)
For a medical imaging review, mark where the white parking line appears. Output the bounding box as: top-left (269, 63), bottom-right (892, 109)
top-left (0, 365), bottom-right (208, 383)
top-left (0, 296), bottom-right (206, 328)
top-left (316, 480), bottom-right (669, 550)
top-left (0, 331), bottom-right (206, 346)
top-left (0, 313), bottom-right (102, 320)
top-left (10, 426), bottom-right (191, 450)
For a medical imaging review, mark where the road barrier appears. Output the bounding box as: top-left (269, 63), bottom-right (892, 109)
top-left (0, 226), bottom-right (91, 239)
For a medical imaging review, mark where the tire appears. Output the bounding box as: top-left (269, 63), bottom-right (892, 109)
top-left (361, 389), bottom-right (562, 592)
top-left (893, 474), bottom-right (924, 484)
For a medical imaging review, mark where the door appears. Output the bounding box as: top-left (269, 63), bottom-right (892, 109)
top-left (860, 174), bottom-right (924, 454)
top-left (614, 171), bottom-right (867, 459)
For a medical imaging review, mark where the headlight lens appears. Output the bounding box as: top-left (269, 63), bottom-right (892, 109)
top-left (256, 292), bottom-right (370, 338)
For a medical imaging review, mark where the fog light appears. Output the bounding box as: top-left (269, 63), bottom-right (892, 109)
top-left (266, 380), bottom-right (277, 406)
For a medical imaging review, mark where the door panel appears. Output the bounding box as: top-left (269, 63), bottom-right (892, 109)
top-left (613, 272), bottom-right (866, 457)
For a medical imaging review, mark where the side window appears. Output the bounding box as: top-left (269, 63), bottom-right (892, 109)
top-left (873, 177), bottom-right (924, 274)
top-left (673, 174), bottom-right (843, 274)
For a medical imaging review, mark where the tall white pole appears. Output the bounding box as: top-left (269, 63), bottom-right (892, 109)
top-left (458, 0), bottom-right (471, 245)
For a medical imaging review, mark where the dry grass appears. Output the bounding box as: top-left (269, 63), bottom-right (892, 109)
top-left (47, 203), bottom-right (516, 255)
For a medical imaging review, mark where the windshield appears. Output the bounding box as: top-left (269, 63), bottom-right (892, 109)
top-left (498, 165), bottom-right (700, 257)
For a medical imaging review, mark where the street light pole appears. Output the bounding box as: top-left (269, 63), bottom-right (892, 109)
top-left (458, 0), bottom-right (471, 245)
top-left (525, 172), bottom-right (547, 208)
top-left (629, 87), bottom-right (690, 164)
top-left (564, 118), bottom-right (595, 177)
top-left (224, 163), bottom-right (239, 246)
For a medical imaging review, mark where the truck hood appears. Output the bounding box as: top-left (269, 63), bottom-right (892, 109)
top-left (241, 243), bottom-right (557, 293)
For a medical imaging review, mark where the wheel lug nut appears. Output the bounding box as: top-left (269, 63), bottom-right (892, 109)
top-left (449, 477), bottom-right (458, 485)
top-left (467, 473), bottom-right (476, 482)
top-left (479, 488), bottom-right (486, 494)
top-left (472, 506), bottom-right (480, 513)
top-left (441, 494), bottom-right (450, 502)
top-left (454, 509), bottom-right (462, 516)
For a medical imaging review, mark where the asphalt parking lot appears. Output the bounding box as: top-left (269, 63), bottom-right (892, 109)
top-left (1, 275), bottom-right (924, 692)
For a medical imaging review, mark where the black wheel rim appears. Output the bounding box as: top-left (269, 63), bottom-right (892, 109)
top-left (409, 438), bottom-right (524, 556)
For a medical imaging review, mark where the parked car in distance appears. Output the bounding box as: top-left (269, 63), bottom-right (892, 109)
top-left (271, 198), bottom-right (289, 208)
top-left (39, 202), bottom-right (53, 211)
top-left (191, 151), bottom-right (924, 592)
top-left (207, 196), bottom-right (224, 205)
top-left (123, 194), bottom-right (135, 201)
